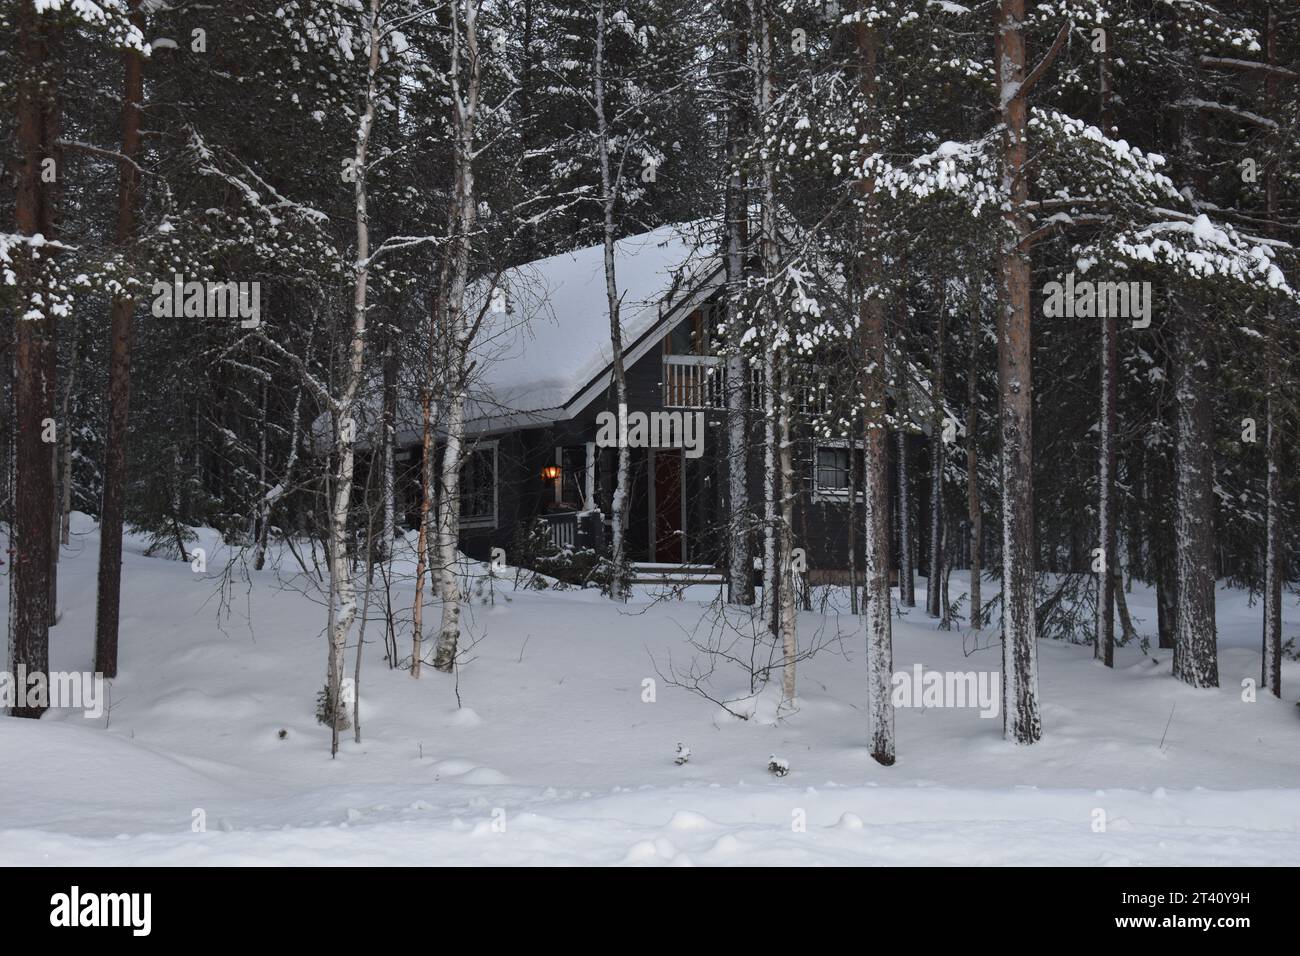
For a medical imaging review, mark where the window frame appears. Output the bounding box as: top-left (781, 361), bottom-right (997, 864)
top-left (458, 440), bottom-right (499, 530)
top-left (811, 440), bottom-right (864, 504)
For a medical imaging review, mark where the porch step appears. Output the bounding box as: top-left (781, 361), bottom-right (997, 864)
top-left (629, 562), bottom-right (726, 587)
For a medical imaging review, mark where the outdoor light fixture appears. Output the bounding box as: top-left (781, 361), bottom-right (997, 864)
top-left (541, 465), bottom-right (561, 481)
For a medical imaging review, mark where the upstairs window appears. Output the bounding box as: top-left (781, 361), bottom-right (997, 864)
top-left (664, 304), bottom-right (714, 356)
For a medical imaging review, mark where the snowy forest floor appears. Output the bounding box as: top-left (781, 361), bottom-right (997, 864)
top-left (1, 515), bottom-right (1298, 866)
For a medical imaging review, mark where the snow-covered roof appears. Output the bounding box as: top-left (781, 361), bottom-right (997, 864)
top-left (309, 222), bottom-right (721, 453)
top-left (461, 221), bottom-right (720, 430)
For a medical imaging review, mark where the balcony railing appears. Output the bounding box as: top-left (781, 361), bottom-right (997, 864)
top-left (662, 355), bottom-right (728, 409)
top-left (662, 355), bottom-right (831, 415)
top-left (540, 510), bottom-right (606, 553)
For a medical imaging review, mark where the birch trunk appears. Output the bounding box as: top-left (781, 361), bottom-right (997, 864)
top-left (381, 335), bottom-right (398, 560)
top-left (777, 379), bottom-right (797, 710)
top-left (410, 345), bottom-right (439, 677)
top-left (432, 0), bottom-right (481, 672)
top-left (325, 0), bottom-right (382, 744)
top-left (595, 0), bottom-right (631, 600)
top-left (723, 4), bottom-right (752, 605)
top-left (750, 0), bottom-right (779, 640)
top-left (748, 0), bottom-right (793, 704)
top-left (856, 15), bottom-right (894, 764)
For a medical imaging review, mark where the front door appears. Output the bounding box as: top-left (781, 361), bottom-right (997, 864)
top-left (653, 449), bottom-right (684, 563)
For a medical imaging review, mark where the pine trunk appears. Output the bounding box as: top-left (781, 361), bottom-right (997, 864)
top-left (967, 284), bottom-right (982, 627)
top-left (11, 0), bottom-right (58, 714)
top-left (1095, 16), bottom-right (1116, 669)
top-left (926, 294), bottom-right (945, 619)
top-left (1172, 304), bottom-right (1219, 688)
top-left (996, 0), bottom-right (1042, 744)
top-left (896, 421), bottom-right (914, 607)
top-left (1097, 305), bottom-right (1117, 668)
top-left (1260, 6), bottom-right (1282, 698)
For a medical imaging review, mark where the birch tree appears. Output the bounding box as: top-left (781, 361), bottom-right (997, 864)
top-left (594, 0), bottom-right (632, 601)
top-left (322, 0), bottom-right (386, 744)
top-left (854, 8), bottom-right (895, 765)
top-left (431, 0), bottom-right (483, 673)
top-left (721, 0), bottom-right (754, 607)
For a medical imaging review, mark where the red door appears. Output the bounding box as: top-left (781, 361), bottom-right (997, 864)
top-left (654, 450), bottom-right (684, 563)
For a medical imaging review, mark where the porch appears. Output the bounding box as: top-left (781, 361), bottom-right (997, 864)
top-left (537, 444), bottom-right (721, 567)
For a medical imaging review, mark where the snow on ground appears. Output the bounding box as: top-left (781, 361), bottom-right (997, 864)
top-left (1, 514), bottom-right (1298, 866)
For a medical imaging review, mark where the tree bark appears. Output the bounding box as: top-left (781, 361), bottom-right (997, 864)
top-left (1172, 301), bottom-right (1219, 688)
top-left (996, 0), bottom-right (1042, 743)
top-left (1096, 27), bottom-right (1116, 668)
top-left (967, 280), bottom-right (982, 627)
top-left (723, 2), bottom-right (752, 606)
top-left (896, 415), bottom-right (914, 607)
top-left (595, 0), bottom-right (631, 601)
top-left (432, 0), bottom-right (481, 673)
top-left (10, 0), bottom-right (60, 714)
top-left (326, 0), bottom-right (383, 745)
top-left (856, 14), bottom-right (895, 765)
top-left (926, 285), bottom-right (945, 619)
top-left (59, 315), bottom-right (78, 545)
top-left (93, 0), bottom-right (144, 677)
top-left (1261, 4), bottom-right (1282, 698)
top-left (747, 0), bottom-right (794, 707)
top-left (1097, 292), bottom-right (1117, 669)
top-left (381, 333), bottom-right (398, 560)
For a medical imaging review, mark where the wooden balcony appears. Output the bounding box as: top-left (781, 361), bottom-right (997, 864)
top-left (661, 355), bottom-right (830, 414)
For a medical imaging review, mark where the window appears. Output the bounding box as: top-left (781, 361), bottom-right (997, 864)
top-left (460, 442), bottom-right (498, 528)
top-left (813, 443), bottom-right (864, 501)
top-left (664, 306), bottom-right (712, 356)
top-left (817, 447), bottom-right (851, 491)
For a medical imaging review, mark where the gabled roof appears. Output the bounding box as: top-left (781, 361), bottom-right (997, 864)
top-left (311, 223), bottom-right (723, 454)
top-left (459, 221), bottom-right (721, 433)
